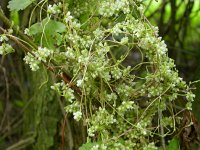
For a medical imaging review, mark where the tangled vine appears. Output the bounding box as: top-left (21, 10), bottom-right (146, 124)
top-left (0, 0), bottom-right (196, 149)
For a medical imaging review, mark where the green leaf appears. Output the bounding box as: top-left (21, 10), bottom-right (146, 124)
top-left (28, 18), bottom-right (66, 48)
top-left (29, 18), bottom-right (66, 35)
top-left (166, 138), bottom-right (179, 150)
top-left (8, 0), bottom-right (35, 11)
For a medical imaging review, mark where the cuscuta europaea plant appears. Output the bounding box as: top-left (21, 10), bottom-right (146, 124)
top-left (0, 0), bottom-right (196, 149)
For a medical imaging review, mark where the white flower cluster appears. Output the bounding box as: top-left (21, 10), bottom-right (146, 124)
top-left (65, 11), bottom-right (81, 28)
top-left (120, 37), bottom-right (129, 44)
top-left (96, 42), bottom-right (110, 56)
top-left (51, 82), bottom-right (83, 121)
top-left (24, 52), bottom-right (40, 71)
top-left (73, 111), bottom-right (82, 121)
top-left (35, 47), bottom-right (53, 62)
top-left (136, 119), bottom-right (151, 136)
top-left (0, 32), bottom-right (14, 55)
top-left (93, 28), bottom-right (105, 40)
top-left (24, 28), bottom-right (31, 36)
top-left (112, 23), bottom-right (123, 36)
top-left (186, 91), bottom-right (195, 110)
top-left (91, 144), bottom-right (107, 150)
top-left (68, 33), bottom-right (80, 44)
top-left (111, 66), bottom-right (122, 80)
top-left (99, 0), bottom-right (130, 17)
top-left (51, 82), bottom-right (75, 103)
top-left (88, 107), bottom-right (116, 137)
top-left (47, 2), bottom-right (62, 15)
top-left (0, 43), bottom-right (14, 55)
top-left (80, 36), bottom-right (93, 48)
top-left (143, 143), bottom-right (157, 150)
top-left (65, 47), bottom-right (76, 60)
top-left (117, 101), bottom-right (135, 115)
top-left (67, 34), bottom-right (93, 49)
top-left (0, 34), bottom-right (8, 42)
top-left (78, 49), bottom-right (90, 64)
top-left (147, 86), bottom-right (163, 97)
top-left (24, 47), bottom-right (53, 71)
top-left (65, 101), bottom-right (82, 121)
top-left (116, 83), bottom-right (133, 98)
top-left (126, 20), bottom-right (146, 38)
top-left (106, 92), bottom-right (117, 102)
top-left (138, 32), bottom-right (168, 58)
top-left (76, 79), bottom-right (83, 87)
top-left (65, 11), bottom-right (73, 23)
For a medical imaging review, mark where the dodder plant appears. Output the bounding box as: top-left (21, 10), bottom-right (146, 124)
top-left (0, 0), bottom-right (196, 149)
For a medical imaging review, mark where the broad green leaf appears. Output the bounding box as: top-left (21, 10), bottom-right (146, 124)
top-left (166, 138), bottom-right (179, 150)
top-left (8, 0), bottom-right (35, 11)
top-left (29, 18), bottom-right (66, 35)
top-left (28, 18), bottom-right (66, 48)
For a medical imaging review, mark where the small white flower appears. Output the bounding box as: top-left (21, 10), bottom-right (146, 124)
top-left (65, 11), bottom-right (73, 23)
top-left (76, 79), bottom-right (83, 87)
top-left (73, 111), bottom-right (82, 121)
top-left (24, 28), bottom-right (30, 36)
top-left (47, 3), bottom-right (61, 14)
top-left (0, 34), bottom-right (8, 42)
top-left (120, 37), bottom-right (129, 44)
top-left (0, 43), bottom-right (14, 55)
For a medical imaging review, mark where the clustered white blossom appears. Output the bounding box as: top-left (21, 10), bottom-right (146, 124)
top-left (91, 144), bottom-right (107, 150)
top-left (0, 43), bottom-right (14, 55)
top-left (0, 34), bottom-right (8, 42)
top-left (23, 47), bottom-right (53, 71)
top-left (0, 31), bottom-right (14, 55)
top-left (99, 0), bottom-right (130, 17)
top-left (47, 2), bottom-right (62, 15)
top-left (65, 11), bottom-right (81, 29)
top-left (87, 107), bottom-right (116, 137)
top-left (143, 143), bottom-right (157, 150)
top-left (51, 81), bottom-right (75, 103)
top-left (51, 81), bottom-right (83, 121)
top-left (24, 28), bottom-right (30, 36)
top-left (65, 101), bottom-right (82, 121)
top-left (23, 52), bottom-right (40, 71)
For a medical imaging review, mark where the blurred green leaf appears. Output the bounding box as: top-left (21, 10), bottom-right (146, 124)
top-left (166, 138), bottom-right (179, 150)
top-left (8, 0), bottom-right (35, 11)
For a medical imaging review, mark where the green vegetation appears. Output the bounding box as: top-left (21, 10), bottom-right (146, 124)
top-left (0, 0), bottom-right (199, 149)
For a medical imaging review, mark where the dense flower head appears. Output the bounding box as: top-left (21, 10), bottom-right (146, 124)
top-left (0, 43), bottom-right (14, 55)
top-left (47, 2), bottom-right (62, 14)
top-left (23, 47), bottom-right (53, 71)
